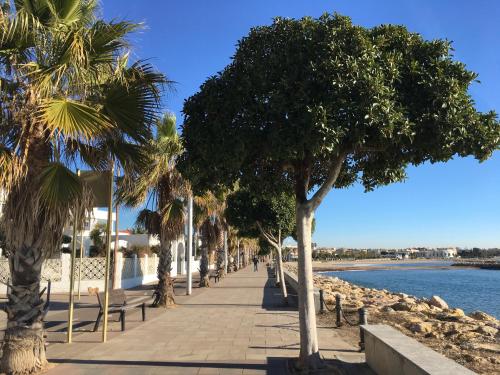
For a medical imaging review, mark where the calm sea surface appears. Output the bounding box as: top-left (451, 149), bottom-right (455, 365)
top-left (320, 263), bottom-right (500, 318)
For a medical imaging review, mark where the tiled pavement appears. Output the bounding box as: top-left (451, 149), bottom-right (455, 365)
top-left (45, 265), bottom-right (370, 374)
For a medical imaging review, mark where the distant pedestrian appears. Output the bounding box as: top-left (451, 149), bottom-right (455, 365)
top-left (253, 256), bottom-right (259, 271)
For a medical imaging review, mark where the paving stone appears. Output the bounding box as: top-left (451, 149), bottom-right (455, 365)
top-left (44, 265), bottom-right (366, 374)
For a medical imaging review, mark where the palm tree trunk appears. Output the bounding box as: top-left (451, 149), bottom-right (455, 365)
top-left (1, 249), bottom-right (47, 374)
top-left (198, 247), bottom-right (210, 287)
top-left (216, 226), bottom-right (226, 277)
top-left (1, 131), bottom-right (51, 374)
top-left (198, 223), bottom-right (210, 287)
top-left (153, 238), bottom-right (175, 307)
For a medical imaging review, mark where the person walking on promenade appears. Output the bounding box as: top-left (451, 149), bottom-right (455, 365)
top-left (253, 256), bottom-right (259, 271)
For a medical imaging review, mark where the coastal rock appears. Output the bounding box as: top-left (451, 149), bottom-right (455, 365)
top-left (463, 354), bottom-right (484, 364)
top-left (400, 297), bottom-right (416, 304)
top-left (429, 296), bottom-right (449, 310)
top-left (408, 322), bottom-right (433, 334)
top-left (391, 302), bottom-right (415, 312)
top-left (436, 308), bottom-right (465, 322)
top-left (425, 331), bottom-right (443, 339)
top-left (455, 332), bottom-right (482, 341)
top-left (443, 343), bottom-right (457, 351)
top-left (306, 265), bottom-right (500, 375)
top-left (469, 311), bottom-right (497, 322)
top-left (456, 316), bottom-right (477, 325)
top-left (413, 303), bottom-right (431, 313)
top-left (489, 357), bottom-right (500, 365)
top-left (427, 305), bottom-right (443, 313)
top-left (460, 342), bottom-right (476, 351)
top-left (448, 308), bottom-right (465, 317)
top-left (381, 306), bottom-right (395, 313)
top-left (475, 325), bottom-right (498, 337)
top-left (439, 322), bottom-right (461, 334)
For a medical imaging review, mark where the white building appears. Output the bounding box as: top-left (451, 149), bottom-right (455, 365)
top-left (113, 232), bottom-right (160, 250)
top-left (424, 247), bottom-right (458, 259)
top-left (63, 208), bottom-right (116, 256)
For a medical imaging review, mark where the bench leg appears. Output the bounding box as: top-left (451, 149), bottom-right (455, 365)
top-left (120, 310), bottom-right (125, 331)
top-left (142, 302), bottom-right (146, 321)
top-left (93, 311), bottom-right (103, 332)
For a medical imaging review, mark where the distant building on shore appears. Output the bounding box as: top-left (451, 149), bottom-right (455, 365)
top-left (422, 247), bottom-right (458, 259)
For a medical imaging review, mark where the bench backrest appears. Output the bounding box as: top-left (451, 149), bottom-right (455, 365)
top-left (97, 289), bottom-right (127, 308)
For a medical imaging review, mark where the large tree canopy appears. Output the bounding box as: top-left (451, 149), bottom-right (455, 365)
top-left (180, 13), bottom-right (499, 369)
top-left (225, 189), bottom-right (295, 243)
top-left (180, 13), bottom-right (499, 199)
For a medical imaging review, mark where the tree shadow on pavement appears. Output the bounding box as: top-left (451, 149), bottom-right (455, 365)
top-left (49, 357), bottom-right (290, 374)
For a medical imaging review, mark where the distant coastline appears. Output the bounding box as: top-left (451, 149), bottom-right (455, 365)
top-left (312, 258), bottom-right (454, 272)
top-left (311, 258), bottom-right (500, 272)
top-left (452, 259), bottom-right (500, 270)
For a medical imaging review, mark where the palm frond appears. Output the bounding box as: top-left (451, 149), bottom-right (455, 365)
top-left (38, 162), bottom-right (82, 209)
top-left (158, 112), bottom-right (177, 139)
top-left (39, 98), bottom-right (112, 139)
top-left (159, 198), bottom-right (185, 239)
top-left (136, 209), bottom-right (161, 236)
top-left (64, 138), bottom-right (109, 171)
top-left (100, 62), bottom-right (166, 143)
top-left (0, 145), bottom-right (25, 189)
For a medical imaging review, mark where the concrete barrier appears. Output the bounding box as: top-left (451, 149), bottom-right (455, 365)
top-left (282, 269), bottom-right (321, 313)
top-left (362, 324), bottom-right (476, 375)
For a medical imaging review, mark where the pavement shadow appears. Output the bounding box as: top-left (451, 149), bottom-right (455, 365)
top-left (286, 358), bottom-right (375, 375)
top-left (262, 267), bottom-right (295, 312)
top-left (49, 357), bottom-right (289, 374)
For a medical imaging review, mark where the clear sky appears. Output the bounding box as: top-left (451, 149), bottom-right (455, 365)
top-left (103, 0), bottom-right (500, 249)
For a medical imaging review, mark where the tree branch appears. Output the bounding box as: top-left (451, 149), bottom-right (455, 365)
top-left (309, 148), bottom-right (350, 210)
top-left (256, 222), bottom-right (280, 250)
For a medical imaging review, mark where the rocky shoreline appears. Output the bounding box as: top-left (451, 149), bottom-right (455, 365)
top-left (285, 264), bottom-right (500, 374)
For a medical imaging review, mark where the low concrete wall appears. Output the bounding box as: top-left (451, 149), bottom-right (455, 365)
top-left (363, 324), bottom-right (476, 375)
top-left (283, 269), bottom-right (321, 313)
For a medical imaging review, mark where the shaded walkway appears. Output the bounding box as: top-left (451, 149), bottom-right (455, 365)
top-left (46, 265), bottom-right (369, 374)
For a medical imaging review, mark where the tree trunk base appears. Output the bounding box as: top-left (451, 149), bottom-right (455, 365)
top-left (0, 326), bottom-right (48, 375)
top-left (199, 275), bottom-right (210, 288)
top-left (152, 274), bottom-right (176, 308)
top-left (288, 352), bottom-right (330, 374)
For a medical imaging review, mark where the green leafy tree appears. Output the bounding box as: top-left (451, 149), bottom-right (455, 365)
top-left (89, 222), bottom-right (106, 257)
top-left (0, 1), bottom-right (164, 371)
top-left (117, 114), bottom-right (187, 308)
top-left (226, 189), bottom-right (294, 300)
top-left (180, 13), bottom-right (499, 369)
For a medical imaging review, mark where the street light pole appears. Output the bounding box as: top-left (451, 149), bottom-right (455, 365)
top-left (186, 195), bottom-right (193, 295)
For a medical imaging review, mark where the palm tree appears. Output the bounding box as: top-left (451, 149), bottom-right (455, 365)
top-left (193, 191), bottom-right (228, 286)
top-left (0, 1), bottom-right (165, 372)
top-left (117, 113), bottom-right (187, 307)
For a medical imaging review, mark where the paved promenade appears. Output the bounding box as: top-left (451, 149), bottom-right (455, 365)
top-left (46, 265), bottom-right (369, 374)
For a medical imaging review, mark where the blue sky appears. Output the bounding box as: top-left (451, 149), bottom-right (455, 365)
top-left (104, 0), bottom-right (500, 248)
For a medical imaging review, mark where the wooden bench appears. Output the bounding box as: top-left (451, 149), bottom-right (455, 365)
top-left (93, 289), bottom-right (146, 332)
top-left (209, 270), bottom-right (221, 283)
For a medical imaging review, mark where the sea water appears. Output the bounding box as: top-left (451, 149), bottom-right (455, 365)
top-left (321, 265), bottom-right (500, 318)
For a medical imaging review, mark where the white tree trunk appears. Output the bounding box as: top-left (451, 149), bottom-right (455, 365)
top-left (275, 254), bottom-right (281, 284)
top-left (296, 203), bottom-right (322, 368)
top-left (276, 246), bottom-right (288, 304)
top-left (276, 245), bottom-right (287, 300)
